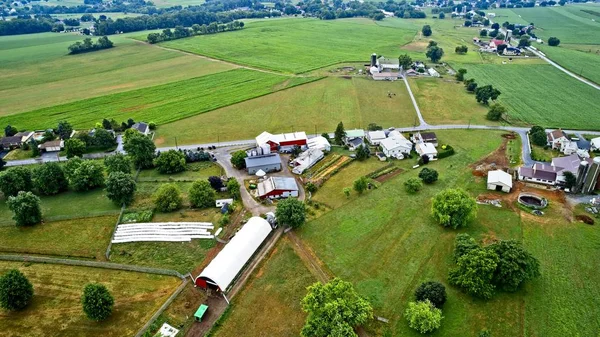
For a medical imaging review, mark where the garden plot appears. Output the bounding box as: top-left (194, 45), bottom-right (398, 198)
top-left (112, 222), bottom-right (214, 243)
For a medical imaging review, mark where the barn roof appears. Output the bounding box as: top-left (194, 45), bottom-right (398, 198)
top-left (244, 154), bottom-right (281, 168)
top-left (487, 169), bottom-right (513, 188)
top-left (197, 217), bottom-right (272, 292)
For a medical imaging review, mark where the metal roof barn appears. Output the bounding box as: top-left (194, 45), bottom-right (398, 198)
top-left (195, 217), bottom-right (272, 292)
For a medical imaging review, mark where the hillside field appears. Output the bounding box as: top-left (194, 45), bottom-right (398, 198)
top-left (161, 18), bottom-right (417, 74)
top-left (154, 76), bottom-right (418, 146)
top-left (0, 262), bottom-right (180, 337)
top-left (0, 69), bottom-right (319, 130)
top-left (459, 64), bottom-right (600, 129)
top-left (0, 32), bottom-right (234, 115)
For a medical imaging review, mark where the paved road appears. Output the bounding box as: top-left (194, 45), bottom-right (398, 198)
top-left (402, 76), bottom-right (427, 127)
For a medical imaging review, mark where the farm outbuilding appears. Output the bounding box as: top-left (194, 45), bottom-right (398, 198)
top-left (255, 131), bottom-right (307, 152)
top-left (245, 153), bottom-right (282, 175)
top-left (195, 217), bottom-right (273, 293)
top-left (487, 170), bottom-right (513, 193)
top-left (257, 177), bottom-right (299, 199)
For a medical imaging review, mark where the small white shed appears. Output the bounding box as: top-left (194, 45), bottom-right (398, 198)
top-left (487, 170), bottom-right (513, 193)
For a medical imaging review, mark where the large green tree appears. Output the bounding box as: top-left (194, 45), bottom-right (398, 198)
top-left (422, 24), bottom-right (432, 36)
top-left (81, 283), bottom-right (114, 321)
top-left (426, 45), bottom-right (444, 63)
top-left (355, 144), bottom-right (370, 161)
top-left (487, 103), bottom-right (507, 121)
top-left (124, 133), bottom-right (156, 169)
top-left (0, 166), bottom-right (32, 197)
top-left (405, 177), bottom-right (423, 193)
top-left (69, 160), bottom-right (104, 192)
top-left (334, 122), bottom-right (346, 145)
top-left (64, 138), bottom-right (86, 159)
top-left (154, 150), bottom-right (186, 174)
top-left (353, 176), bottom-right (368, 194)
top-left (92, 128), bottom-right (117, 149)
top-left (431, 189), bottom-right (477, 229)
top-left (0, 269), bottom-right (34, 311)
top-left (405, 300), bottom-right (443, 334)
top-left (7, 191), bottom-right (42, 227)
top-left (227, 178), bottom-right (241, 199)
top-left (189, 180), bottom-right (216, 208)
top-left (153, 183), bottom-right (183, 212)
top-left (104, 153), bottom-right (131, 175)
top-left (105, 172), bottom-right (136, 206)
top-left (275, 198), bottom-right (306, 228)
top-left (419, 168), bottom-right (438, 184)
top-left (301, 278), bottom-right (373, 337)
top-left (448, 247), bottom-right (498, 299)
top-left (475, 85), bottom-right (501, 105)
top-left (488, 240), bottom-right (540, 292)
top-left (414, 281), bottom-right (446, 308)
top-left (57, 120), bottom-right (73, 140)
top-left (453, 233), bottom-right (479, 261)
top-left (398, 54), bottom-right (413, 69)
top-left (563, 171), bottom-right (577, 190)
top-left (33, 163), bottom-right (68, 195)
top-left (230, 150), bottom-right (248, 169)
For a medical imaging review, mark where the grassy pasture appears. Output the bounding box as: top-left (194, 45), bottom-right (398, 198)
top-left (409, 77), bottom-right (494, 126)
top-left (154, 76), bottom-right (417, 146)
top-left (211, 238), bottom-right (315, 337)
top-left (0, 261), bottom-right (180, 337)
top-left (300, 129), bottom-right (531, 336)
top-left (459, 63), bottom-right (600, 129)
top-left (0, 215), bottom-right (116, 259)
top-left (0, 69), bottom-right (318, 130)
top-left (0, 33), bottom-right (234, 115)
top-left (161, 18), bottom-right (417, 74)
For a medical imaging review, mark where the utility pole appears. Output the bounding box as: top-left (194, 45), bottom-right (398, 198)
top-left (175, 136), bottom-right (178, 149)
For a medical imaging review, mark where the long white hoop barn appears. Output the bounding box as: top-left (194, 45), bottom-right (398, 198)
top-left (195, 217), bottom-right (272, 293)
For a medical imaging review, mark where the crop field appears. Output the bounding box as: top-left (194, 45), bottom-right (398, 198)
top-left (161, 18), bottom-right (417, 73)
top-left (0, 189), bottom-right (121, 225)
top-left (154, 76), bottom-right (417, 146)
top-left (0, 262), bottom-right (180, 337)
top-left (409, 77), bottom-right (493, 126)
top-left (537, 44), bottom-right (600, 84)
top-left (0, 32), bottom-right (234, 115)
top-left (459, 63), bottom-right (600, 129)
top-left (0, 69), bottom-right (319, 130)
top-left (211, 238), bottom-right (315, 337)
top-left (0, 215), bottom-right (116, 259)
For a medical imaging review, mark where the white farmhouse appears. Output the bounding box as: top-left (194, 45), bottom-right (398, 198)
top-left (379, 132), bottom-right (412, 159)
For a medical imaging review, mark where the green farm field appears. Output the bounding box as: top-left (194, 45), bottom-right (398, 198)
top-left (154, 76), bottom-right (418, 146)
top-left (537, 44), bottom-right (600, 85)
top-left (0, 262), bottom-right (180, 337)
top-left (0, 215), bottom-right (116, 259)
top-left (211, 238), bottom-right (315, 337)
top-left (459, 64), bottom-right (600, 129)
top-left (0, 32), bottom-right (234, 115)
top-left (0, 69), bottom-right (319, 130)
top-left (161, 18), bottom-right (417, 73)
top-left (298, 129), bottom-right (600, 336)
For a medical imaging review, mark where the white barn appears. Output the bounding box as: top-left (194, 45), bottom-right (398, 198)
top-left (195, 217), bottom-right (272, 293)
top-left (487, 170), bottom-right (513, 193)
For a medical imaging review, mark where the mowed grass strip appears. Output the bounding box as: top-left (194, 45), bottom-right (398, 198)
top-left (0, 215), bottom-right (116, 259)
top-left (0, 69), bottom-right (318, 130)
top-left (459, 64), bottom-right (600, 129)
top-left (0, 33), bottom-right (234, 114)
top-left (161, 18), bottom-right (416, 74)
top-left (154, 76), bottom-right (418, 146)
top-left (0, 262), bottom-right (180, 337)
top-left (212, 238), bottom-right (315, 337)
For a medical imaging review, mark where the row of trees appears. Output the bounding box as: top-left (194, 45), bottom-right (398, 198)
top-left (68, 36), bottom-right (114, 55)
top-left (0, 269), bottom-right (114, 321)
top-left (146, 20), bottom-right (243, 44)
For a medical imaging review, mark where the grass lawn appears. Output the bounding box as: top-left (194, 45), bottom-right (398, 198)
top-left (0, 215), bottom-right (116, 259)
top-left (161, 18), bottom-right (417, 74)
top-left (0, 69), bottom-right (318, 130)
top-left (0, 261), bottom-right (180, 337)
top-left (154, 76), bottom-right (418, 146)
top-left (111, 209), bottom-right (224, 274)
top-left (299, 129), bottom-right (533, 336)
top-left (3, 149), bottom-right (35, 160)
top-left (137, 162), bottom-right (223, 182)
top-left (0, 188), bottom-right (121, 226)
top-left (530, 144), bottom-right (561, 162)
top-left (211, 238), bottom-right (315, 337)
top-left (0, 33), bottom-right (234, 115)
top-left (459, 63), bottom-right (600, 129)
top-left (409, 77), bottom-right (494, 126)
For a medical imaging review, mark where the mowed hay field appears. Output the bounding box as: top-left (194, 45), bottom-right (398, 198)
top-left (0, 33), bottom-right (234, 115)
top-left (0, 215), bottom-right (116, 259)
top-left (299, 129), bottom-right (600, 336)
top-left (0, 262), bottom-right (180, 337)
top-left (154, 76), bottom-right (418, 146)
top-left (211, 238), bottom-right (316, 337)
top-left (0, 69), bottom-right (319, 130)
top-left (459, 64), bottom-right (600, 129)
top-left (161, 18), bottom-right (417, 74)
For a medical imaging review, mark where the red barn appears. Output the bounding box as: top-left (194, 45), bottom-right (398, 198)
top-left (256, 131), bottom-right (307, 152)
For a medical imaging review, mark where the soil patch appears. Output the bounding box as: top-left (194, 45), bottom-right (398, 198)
top-left (502, 133), bottom-right (516, 139)
top-left (575, 214), bottom-right (595, 225)
top-left (471, 136), bottom-right (511, 176)
top-left (374, 168), bottom-right (404, 183)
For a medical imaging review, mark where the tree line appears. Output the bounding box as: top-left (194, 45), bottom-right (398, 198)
top-left (147, 20), bottom-right (243, 44)
top-left (68, 36), bottom-right (114, 54)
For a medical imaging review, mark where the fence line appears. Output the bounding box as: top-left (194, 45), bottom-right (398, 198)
top-left (0, 254), bottom-right (184, 278)
top-left (134, 277), bottom-right (189, 337)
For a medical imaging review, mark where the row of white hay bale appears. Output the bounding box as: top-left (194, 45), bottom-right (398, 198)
top-left (112, 222), bottom-right (215, 243)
